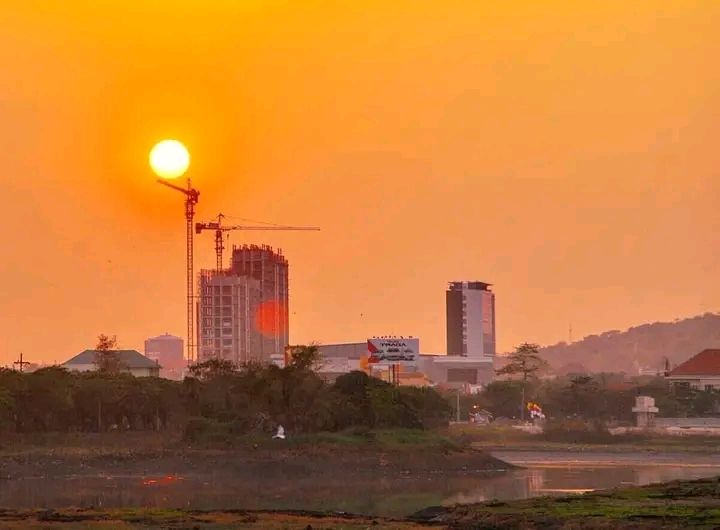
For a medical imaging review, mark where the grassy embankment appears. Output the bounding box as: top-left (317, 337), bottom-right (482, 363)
top-left (419, 475), bottom-right (720, 529)
top-left (0, 429), bottom-right (514, 480)
top-left (448, 424), bottom-right (720, 453)
top-left (0, 508), bottom-right (426, 529)
top-left (0, 429), bottom-right (462, 457)
top-left (4, 424), bottom-right (719, 458)
top-left (2, 476), bottom-right (720, 528)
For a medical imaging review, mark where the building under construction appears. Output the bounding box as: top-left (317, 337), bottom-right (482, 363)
top-left (197, 245), bottom-right (289, 364)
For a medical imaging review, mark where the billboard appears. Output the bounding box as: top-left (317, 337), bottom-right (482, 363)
top-left (367, 337), bottom-right (419, 365)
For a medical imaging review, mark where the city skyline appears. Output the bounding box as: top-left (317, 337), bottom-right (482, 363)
top-left (2, 2), bottom-right (720, 365)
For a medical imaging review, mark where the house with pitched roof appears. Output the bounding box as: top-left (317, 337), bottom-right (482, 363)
top-left (61, 350), bottom-right (160, 378)
top-left (666, 349), bottom-right (720, 392)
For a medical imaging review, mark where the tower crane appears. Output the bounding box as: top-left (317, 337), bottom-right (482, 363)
top-left (157, 178), bottom-right (200, 365)
top-left (195, 213), bottom-right (320, 271)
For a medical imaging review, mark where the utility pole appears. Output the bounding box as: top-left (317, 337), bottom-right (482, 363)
top-left (13, 352), bottom-right (31, 373)
top-left (390, 363), bottom-right (400, 385)
top-left (456, 389), bottom-right (461, 422)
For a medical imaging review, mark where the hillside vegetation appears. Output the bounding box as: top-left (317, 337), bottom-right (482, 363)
top-left (540, 313), bottom-right (720, 374)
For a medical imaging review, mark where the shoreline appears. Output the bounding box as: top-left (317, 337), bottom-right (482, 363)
top-left (470, 439), bottom-right (720, 454)
top-left (0, 445), bottom-right (515, 481)
top-left (490, 449), bottom-right (720, 468)
top-left (1, 476), bottom-right (719, 528)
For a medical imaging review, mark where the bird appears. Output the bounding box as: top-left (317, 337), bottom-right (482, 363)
top-left (272, 425), bottom-right (286, 440)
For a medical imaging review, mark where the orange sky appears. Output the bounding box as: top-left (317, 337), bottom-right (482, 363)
top-left (1, 1), bottom-right (719, 365)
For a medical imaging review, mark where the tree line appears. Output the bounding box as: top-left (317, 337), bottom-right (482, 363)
top-left (465, 343), bottom-right (719, 424)
top-left (0, 345), bottom-right (450, 437)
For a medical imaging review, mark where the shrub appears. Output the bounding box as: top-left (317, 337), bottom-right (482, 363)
top-left (183, 417), bottom-right (231, 444)
top-left (541, 418), bottom-right (614, 443)
top-left (539, 418), bottom-right (653, 444)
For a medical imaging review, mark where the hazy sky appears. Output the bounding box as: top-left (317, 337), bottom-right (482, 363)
top-left (1, 1), bottom-right (719, 365)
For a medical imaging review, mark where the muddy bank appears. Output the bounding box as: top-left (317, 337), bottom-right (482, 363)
top-left (0, 446), bottom-right (514, 480)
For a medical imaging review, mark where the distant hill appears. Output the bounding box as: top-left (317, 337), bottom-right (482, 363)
top-left (539, 313), bottom-right (720, 375)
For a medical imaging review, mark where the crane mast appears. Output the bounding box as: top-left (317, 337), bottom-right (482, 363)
top-left (157, 178), bottom-right (200, 365)
top-left (195, 213), bottom-right (320, 271)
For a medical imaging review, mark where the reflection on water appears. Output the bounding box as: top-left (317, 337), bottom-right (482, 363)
top-left (0, 465), bottom-right (718, 517)
top-left (442, 466), bottom-right (720, 507)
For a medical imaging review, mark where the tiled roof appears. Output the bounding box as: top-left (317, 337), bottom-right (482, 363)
top-left (63, 350), bottom-right (159, 369)
top-left (669, 349), bottom-right (720, 377)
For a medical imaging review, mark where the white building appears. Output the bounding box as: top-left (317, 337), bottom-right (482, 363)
top-left (666, 349), bottom-right (720, 391)
top-left (418, 354), bottom-right (494, 388)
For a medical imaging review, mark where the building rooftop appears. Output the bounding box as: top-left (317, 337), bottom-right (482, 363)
top-left (63, 350), bottom-right (160, 369)
top-left (145, 333), bottom-right (182, 342)
top-left (448, 281), bottom-right (492, 291)
top-left (422, 355), bottom-right (493, 365)
top-left (668, 349), bottom-right (720, 377)
top-left (315, 342), bottom-right (367, 359)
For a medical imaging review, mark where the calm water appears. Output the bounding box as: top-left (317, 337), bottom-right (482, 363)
top-left (1, 452), bottom-right (719, 517)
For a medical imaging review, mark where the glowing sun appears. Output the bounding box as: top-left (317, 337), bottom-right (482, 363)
top-left (149, 139), bottom-right (190, 179)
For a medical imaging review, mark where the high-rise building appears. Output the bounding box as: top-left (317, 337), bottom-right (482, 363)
top-left (197, 271), bottom-right (263, 363)
top-left (197, 245), bottom-right (289, 364)
top-left (446, 281), bottom-right (496, 357)
top-left (229, 244), bottom-right (289, 360)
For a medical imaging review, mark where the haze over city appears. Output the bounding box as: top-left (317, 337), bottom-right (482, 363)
top-left (2, 1), bottom-right (719, 365)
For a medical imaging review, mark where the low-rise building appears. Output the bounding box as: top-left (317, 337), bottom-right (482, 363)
top-left (62, 350), bottom-right (160, 378)
top-left (419, 354), bottom-right (494, 389)
top-left (285, 339), bottom-right (492, 390)
top-left (666, 349), bottom-right (720, 391)
top-left (144, 333), bottom-right (185, 380)
top-left (284, 343), bottom-right (368, 382)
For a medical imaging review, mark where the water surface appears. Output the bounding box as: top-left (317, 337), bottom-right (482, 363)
top-left (1, 452), bottom-right (718, 517)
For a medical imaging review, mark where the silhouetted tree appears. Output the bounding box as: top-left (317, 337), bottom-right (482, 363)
top-left (496, 343), bottom-right (548, 382)
top-left (93, 334), bottom-right (126, 374)
top-left (287, 344), bottom-right (321, 371)
top-left (188, 358), bottom-right (237, 381)
top-left (495, 343), bottom-right (548, 421)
